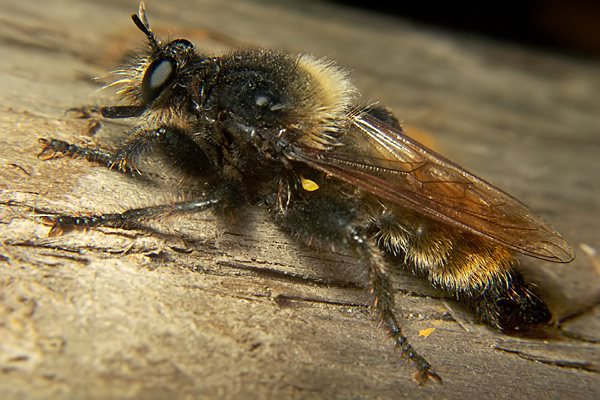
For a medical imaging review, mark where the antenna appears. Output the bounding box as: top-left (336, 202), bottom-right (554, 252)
top-left (131, 1), bottom-right (160, 48)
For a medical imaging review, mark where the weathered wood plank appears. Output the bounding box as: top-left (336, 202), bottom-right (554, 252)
top-left (0, 0), bottom-right (598, 398)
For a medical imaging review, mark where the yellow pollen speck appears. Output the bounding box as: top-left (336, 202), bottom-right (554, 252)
top-left (418, 327), bottom-right (436, 338)
top-left (301, 176), bottom-right (319, 191)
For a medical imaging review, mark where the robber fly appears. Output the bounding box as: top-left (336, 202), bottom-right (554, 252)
top-left (38, 2), bottom-right (574, 383)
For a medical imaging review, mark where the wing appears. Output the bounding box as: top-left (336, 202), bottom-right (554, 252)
top-left (285, 112), bottom-right (574, 263)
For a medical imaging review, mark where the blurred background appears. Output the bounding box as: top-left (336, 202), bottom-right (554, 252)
top-left (333, 0), bottom-right (600, 59)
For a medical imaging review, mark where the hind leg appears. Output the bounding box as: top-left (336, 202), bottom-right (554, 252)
top-left (273, 189), bottom-right (441, 383)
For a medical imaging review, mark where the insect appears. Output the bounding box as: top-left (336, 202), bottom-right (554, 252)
top-left (38, 2), bottom-right (574, 383)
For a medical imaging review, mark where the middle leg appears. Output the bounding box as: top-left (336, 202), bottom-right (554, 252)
top-left (43, 197), bottom-right (220, 236)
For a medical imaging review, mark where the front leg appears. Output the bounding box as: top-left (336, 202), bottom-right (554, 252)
top-left (67, 105), bottom-right (146, 119)
top-left (39, 126), bottom-right (180, 174)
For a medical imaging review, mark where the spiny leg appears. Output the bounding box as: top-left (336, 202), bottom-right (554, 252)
top-left (67, 105), bottom-right (146, 119)
top-left (351, 229), bottom-right (442, 384)
top-left (63, 105), bottom-right (146, 136)
top-left (100, 105), bottom-right (146, 118)
top-left (39, 126), bottom-right (185, 174)
top-left (44, 198), bottom-right (220, 236)
top-left (272, 187), bottom-right (441, 384)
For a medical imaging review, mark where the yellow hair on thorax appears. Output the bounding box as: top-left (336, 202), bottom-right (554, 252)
top-left (295, 54), bottom-right (357, 149)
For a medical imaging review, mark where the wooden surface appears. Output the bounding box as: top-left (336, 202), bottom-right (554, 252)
top-left (0, 0), bottom-right (599, 398)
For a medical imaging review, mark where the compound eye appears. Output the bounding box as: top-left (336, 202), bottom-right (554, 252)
top-left (167, 39), bottom-right (194, 53)
top-left (141, 57), bottom-right (177, 104)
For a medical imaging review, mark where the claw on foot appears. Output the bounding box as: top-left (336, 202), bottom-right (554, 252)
top-left (40, 215), bottom-right (80, 237)
top-left (65, 106), bottom-right (102, 119)
top-left (38, 138), bottom-right (68, 160)
top-left (40, 216), bottom-right (64, 237)
top-left (414, 367), bottom-right (443, 385)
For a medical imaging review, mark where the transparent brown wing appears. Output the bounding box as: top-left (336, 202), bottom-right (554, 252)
top-left (286, 112), bottom-right (574, 263)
